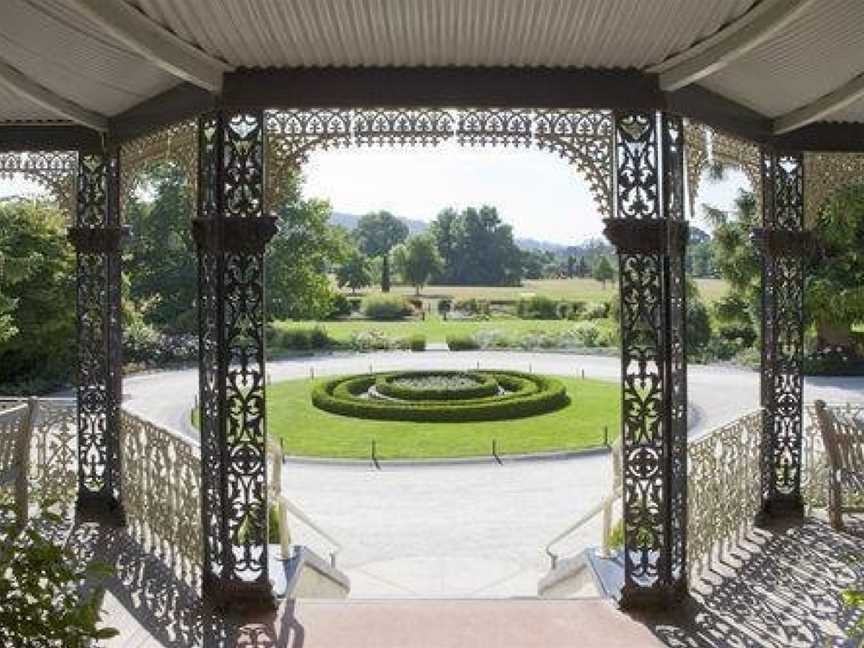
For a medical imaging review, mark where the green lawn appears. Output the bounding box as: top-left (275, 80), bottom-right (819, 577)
top-left (272, 316), bottom-right (618, 345)
top-left (265, 375), bottom-right (620, 459)
top-left (357, 277), bottom-right (728, 304)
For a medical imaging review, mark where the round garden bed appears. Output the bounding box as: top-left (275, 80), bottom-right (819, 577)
top-left (311, 370), bottom-right (569, 422)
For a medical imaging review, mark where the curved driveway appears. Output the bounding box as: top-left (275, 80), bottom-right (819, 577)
top-left (123, 351), bottom-right (864, 598)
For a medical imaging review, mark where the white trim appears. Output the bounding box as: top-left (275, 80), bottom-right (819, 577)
top-left (71, 0), bottom-right (229, 93)
top-left (0, 60), bottom-right (107, 131)
top-left (654, 0), bottom-right (816, 92)
top-left (774, 73), bottom-right (864, 133)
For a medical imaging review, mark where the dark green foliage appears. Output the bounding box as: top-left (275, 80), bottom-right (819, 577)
top-left (327, 293), bottom-right (352, 319)
top-left (430, 206), bottom-right (522, 285)
top-left (125, 165), bottom-right (197, 334)
top-left (375, 371), bottom-right (499, 401)
top-left (408, 334), bottom-right (426, 352)
top-left (686, 298), bottom-right (713, 354)
top-left (592, 256), bottom-right (615, 288)
top-left (362, 295), bottom-right (412, 320)
top-left (454, 298), bottom-right (490, 317)
top-left (269, 325), bottom-right (331, 351)
top-left (0, 502), bottom-right (117, 646)
top-left (0, 200), bottom-right (75, 389)
top-left (311, 371), bottom-right (568, 422)
top-left (355, 211), bottom-right (409, 292)
top-left (437, 299), bottom-right (452, 317)
top-left (446, 334), bottom-right (480, 351)
top-left (267, 178), bottom-right (349, 320)
top-left (584, 301), bottom-right (611, 320)
top-left (516, 295), bottom-right (559, 320)
top-left (335, 248), bottom-right (373, 294)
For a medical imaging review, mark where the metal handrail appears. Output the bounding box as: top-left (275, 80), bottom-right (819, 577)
top-left (277, 494), bottom-right (343, 568)
top-left (544, 438), bottom-right (622, 569)
top-left (268, 439), bottom-right (343, 568)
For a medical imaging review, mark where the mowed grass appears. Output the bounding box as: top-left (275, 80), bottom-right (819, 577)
top-left (267, 375), bottom-right (620, 459)
top-left (366, 277), bottom-right (728, 304)
top-left (273, 316), bottom-right (617, 344)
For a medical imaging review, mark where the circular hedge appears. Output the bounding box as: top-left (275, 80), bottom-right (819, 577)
top-left (375, 371), bottom-right (500, 401)
top-left (311, 370), bottom-right (568, 422)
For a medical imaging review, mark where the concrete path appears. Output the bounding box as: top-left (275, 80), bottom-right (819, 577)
top-left (121, 351), bottom-right (864, 599)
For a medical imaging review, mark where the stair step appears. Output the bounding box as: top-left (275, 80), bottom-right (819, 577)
top-left (271, 545), bottom-right (351, 599)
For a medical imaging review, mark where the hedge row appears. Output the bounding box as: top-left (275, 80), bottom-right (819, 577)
top-left (375, 371), bottom-right (499, 401)
top-left (311, 371), bottom-right (568, 422)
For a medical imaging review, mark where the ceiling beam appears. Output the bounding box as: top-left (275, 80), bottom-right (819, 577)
top-left (0, 124), bottom-right (102, 152)
top-left (773, 73), bottom-right (864, 133)
top-left (71, 0), bottom-right (229, 93)
top-left (654, 0), bottom-right (816, 92)
top-left (0, 59), bottom-right (107, 131)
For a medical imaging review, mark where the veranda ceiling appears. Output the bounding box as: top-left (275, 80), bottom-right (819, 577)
top-left (2, 0), bottom-right (864, 143)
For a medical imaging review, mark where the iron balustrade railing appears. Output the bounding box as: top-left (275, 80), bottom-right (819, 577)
top-left (542, 404), bottom-right (854, 583)
top-left (0, 397), bottom-right (77, 510)
top-left (687, 409), bottom-right (763, 579)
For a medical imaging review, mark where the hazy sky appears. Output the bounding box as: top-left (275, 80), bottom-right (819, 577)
top-left (303, 143), bottom-right (748, 244)
top-left (0, 145), bottom-right (748, 244)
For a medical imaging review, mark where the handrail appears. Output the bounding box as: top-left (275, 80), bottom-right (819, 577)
top-left (277, 494), bottom-right (343, 568)
top-left (545, 485), bottom-right (621, 569)
top-left (268, 439), bottom-right (343, 568)
top-left (544, 438), bottom-right (622, 569)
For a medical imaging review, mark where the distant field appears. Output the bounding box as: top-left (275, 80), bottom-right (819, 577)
top-left (350, 277), bottom-right (728, 304)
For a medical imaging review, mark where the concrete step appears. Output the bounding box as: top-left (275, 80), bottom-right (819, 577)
top-left (537, 550), bottom-right (598, 598)
top-left (251, 598), bottom-right (664, 648)
top-left (271, 545), bottom-right (351, 599)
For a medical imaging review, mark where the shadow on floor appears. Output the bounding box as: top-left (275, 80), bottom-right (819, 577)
top-left (68, 521), bottom-right (306, 647)
top-left (633, 518), bottom-right (864, 647)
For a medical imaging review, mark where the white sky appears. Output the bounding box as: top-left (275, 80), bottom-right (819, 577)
top-left (304, 143), bottom-right (748, 243)
top-left (0, 147), bottom-right (748, 244)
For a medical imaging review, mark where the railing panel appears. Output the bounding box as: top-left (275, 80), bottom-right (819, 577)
top-left (688, 410), bottom-right (762, 579)
top-left (803, 402), bottom-right (864, 509)
top-left (0, 398), bottom-right (77, 506)
top-left (120, 409), bottom-right (202, 587)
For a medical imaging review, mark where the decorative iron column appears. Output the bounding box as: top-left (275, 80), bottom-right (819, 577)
top-left (68, 151), bottom-right (126, 522)
top-left (755, 149), bottom-right (809, 520)
top-left (604, 111), bottom-right (689, 609)
top-left (194, 110), bottom-right (278, 609)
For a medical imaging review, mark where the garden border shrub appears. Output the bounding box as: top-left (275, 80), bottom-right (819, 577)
top-left (375, 370), bottom-right (499, 401)
top-left (311, 370), bottom-right (568, 422)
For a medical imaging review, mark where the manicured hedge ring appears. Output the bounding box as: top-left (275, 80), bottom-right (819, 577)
top-left (375, 371), bottom-right (499, 401)
top-left (311, 370), bottom-right (568, 422)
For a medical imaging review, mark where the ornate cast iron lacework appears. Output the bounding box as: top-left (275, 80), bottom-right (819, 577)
top-left (804, 152), bottom-right (864, 225)
top-left (684, 122), bottom-right (761, 216)
top-left (70, 153), bottom-right (124, 519)
top-left (607, 111), bottom-right (689, 608)
top-left (0, 151), bottom-right (77, 220)
top-left (196, 110), bottom-right (275, 607)
top-left (758, 150), bottom-right (807, 518)
top-left (119, 120), bottom-right (197, 215)
top-left (688, 410), bottom-right (762, 580)
top-left (121, 408), bottom-right (202, 587)
top-left (265, 108), bottom-right (613, 217)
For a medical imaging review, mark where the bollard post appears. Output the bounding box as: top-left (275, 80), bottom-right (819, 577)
top-left (581, 369), bottom-right (585, 379)
top-left (604, 425), bottom-right (609, 447)
top-left (310, 367), bottom-right (315, 380)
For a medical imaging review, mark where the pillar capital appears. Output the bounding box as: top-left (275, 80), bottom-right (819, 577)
top-left (191, 215), bottom-right (278, 254)
top-left (603, 218), bottom-right (689, 256)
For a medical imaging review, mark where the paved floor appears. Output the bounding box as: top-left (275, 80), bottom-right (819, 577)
top-left (121, 351), bottom-right (864, 598)
top-left (82, 515), bottom-right (864, 647)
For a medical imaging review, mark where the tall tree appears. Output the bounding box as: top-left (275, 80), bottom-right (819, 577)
top-left (400, 235), bottom-right (444, 295)
top-left (806, 184), bottom-right (864, 350)
top-left (0, 199), bottom-right (75, 387)
top-left (125, 164), bottom-right (197, 333)
top-left (430, 205), bottom-right (521, 285)
top-left (267, 178), bottom-right (349, 320)
top-left (336, 248), bottom-right (373, 294)
top-left (355, 211), bottom-right (409, 292)
top-left (592, 256), bottom-right (615, 289)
